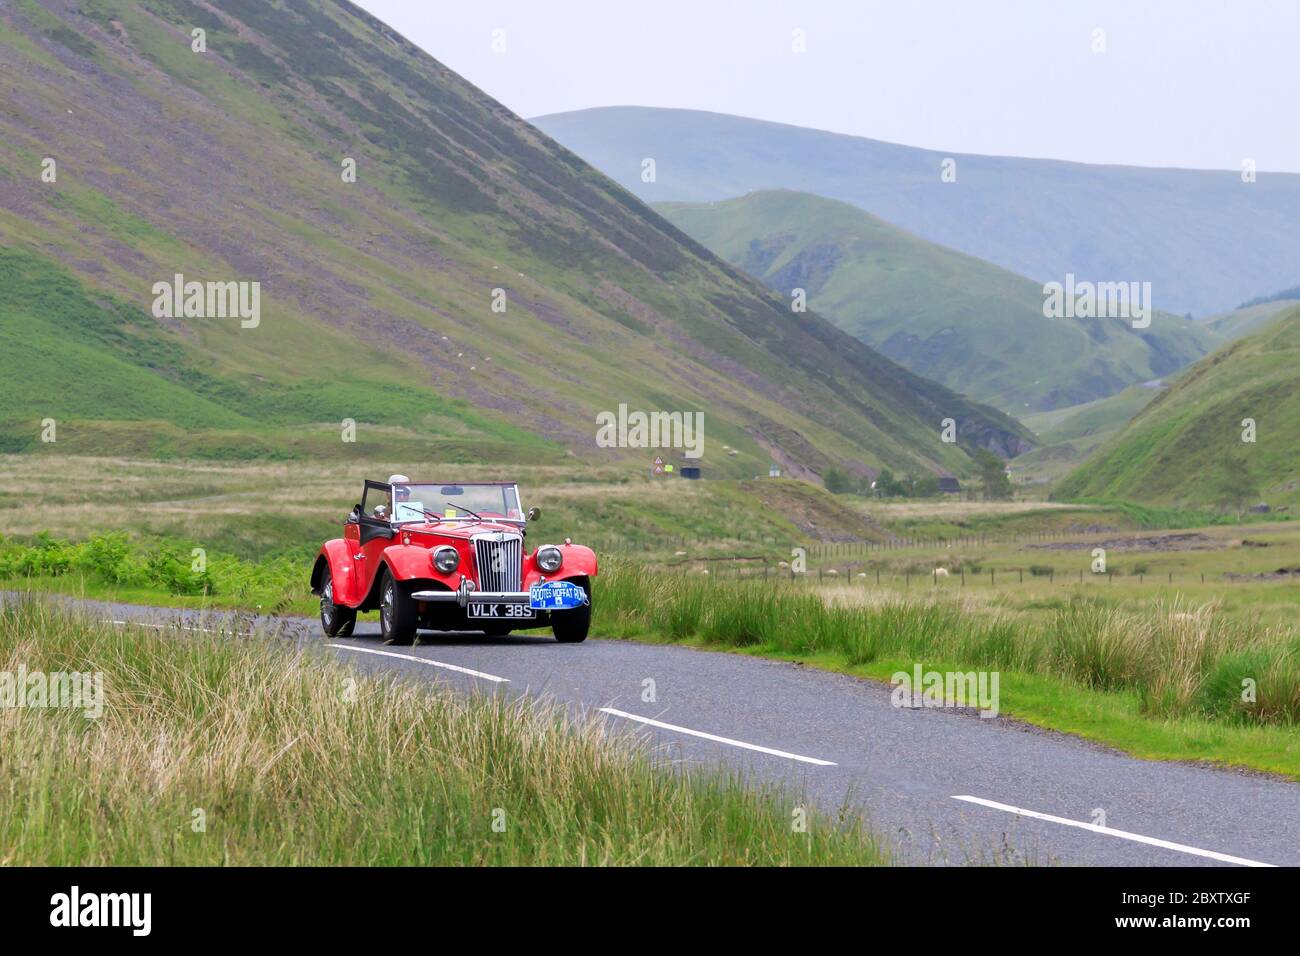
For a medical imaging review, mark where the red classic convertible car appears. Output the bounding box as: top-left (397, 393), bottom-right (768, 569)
top-left (310, 478), bottom-right (597, 644)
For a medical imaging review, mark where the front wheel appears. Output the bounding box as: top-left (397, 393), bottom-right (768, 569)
top-left (551, 578), bottom-right (591, 644)
top-left (320, 566), bottom-right (356, 638)
top-left (379, 569), bottom-right (418, 646)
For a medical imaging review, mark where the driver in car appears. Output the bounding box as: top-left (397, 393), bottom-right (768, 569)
top-left (387, 474), bottom-right (427, 522)
top-left (369, 473), bottom-right (404, 519)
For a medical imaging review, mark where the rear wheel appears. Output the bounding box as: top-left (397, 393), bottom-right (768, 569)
top-left (379, 569), bottom-right (418, 645)
top-left (551, 578), bottom-right (591, 644)
top-left (319, 566), bottom-right (356, 638)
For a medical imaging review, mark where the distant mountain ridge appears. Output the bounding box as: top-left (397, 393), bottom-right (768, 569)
top-left (658, 190), bottom-right (1218, 413)
top-left (533, 106), bottom-right (1300, 316)
top-left (1238, 285), bottom-right (1300, 310)
top-left (1203, 298), bottom-right (1300, 340)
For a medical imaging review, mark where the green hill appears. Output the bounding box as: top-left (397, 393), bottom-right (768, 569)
top-left (658, 191), bottom-right (1217, 413)
top-left (1055, 306), bottom-right (1300, 509)
top-left (1011, 384), bottom-right (1163, 484)
top-left (533, 106), bottom-right (1300, 317)
top-left (1203, 297), bottom-right (1300, 340)
top-left (0, 0), bottom-right (1029, 478)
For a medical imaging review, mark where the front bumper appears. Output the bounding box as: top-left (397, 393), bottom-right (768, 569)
top-left (412, 588), bottom-right (530, 607)
top-left (412, 574), bottom-right (535, 608)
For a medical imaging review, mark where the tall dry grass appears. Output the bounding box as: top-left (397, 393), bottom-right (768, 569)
top-left (0, 598), bottom-right (887, 865)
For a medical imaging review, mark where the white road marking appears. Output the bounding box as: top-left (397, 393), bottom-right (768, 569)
top-left (598, 707), bottom-right (837, 766)
top-left (327, 643), bottom-right (510, 683)
top-left (952, 795), bottom-right (1276, 867)
top-left (102, 618), bottom-right (238, 635)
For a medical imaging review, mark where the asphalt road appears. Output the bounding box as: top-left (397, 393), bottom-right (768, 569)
top-left (15, 593), bottom-right (1299, 867)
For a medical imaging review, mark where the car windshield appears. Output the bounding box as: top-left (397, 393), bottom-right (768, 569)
top-left (389, 483), bottom-right (523, 524)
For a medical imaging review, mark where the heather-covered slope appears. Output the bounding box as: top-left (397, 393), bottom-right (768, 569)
top-left (0, 0), bottom-right (1029, 477)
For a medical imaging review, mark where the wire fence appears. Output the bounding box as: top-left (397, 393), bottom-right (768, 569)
top-left (804, 529), bottom-right (1113, 558)
top-left (629, 559), bottom-right (1294, 587)
top-left (583, 528), bottom-right (1100, 557)
top-left (586, 530), bottom-right (1296, 586)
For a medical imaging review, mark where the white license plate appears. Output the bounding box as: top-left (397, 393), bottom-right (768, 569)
top-left (467, 602), bottom-right (536, 620)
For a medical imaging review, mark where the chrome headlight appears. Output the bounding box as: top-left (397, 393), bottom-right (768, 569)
top-left (432, 546), bottom-right (460, 574)
top-left (536, 545), bottom-right (563, 573)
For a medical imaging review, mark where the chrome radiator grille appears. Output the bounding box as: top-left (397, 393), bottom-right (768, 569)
top-left (473, 534), bottom-right (522, 592)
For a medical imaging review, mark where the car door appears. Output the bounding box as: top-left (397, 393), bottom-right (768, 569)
top-left (341, 513), bottom-right (362, 605)
top-left (354, 481), bottom-right (395, 604)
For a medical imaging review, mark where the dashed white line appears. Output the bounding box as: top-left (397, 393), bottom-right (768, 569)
top-left (102, 618), bottom-right (240, 635)
top-left (952, 795), bottom-right (1276, 867)
top-left (598, 707), bottom-right (837, 766)
top-left (327, 643), bottom-right (510, 683)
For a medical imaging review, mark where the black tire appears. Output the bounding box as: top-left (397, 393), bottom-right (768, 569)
top-left (379, 568), bottom-right (418, 646)
top-left (319, 566), bottom-right (356, 638)
top-left (551, 578), bottom-right (591, 644)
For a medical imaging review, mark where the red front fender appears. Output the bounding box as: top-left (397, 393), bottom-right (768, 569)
top-left (533, 543), bottom-right (597, 583)
top-left (311, 540), bottom-right (360, 606)
top-left (381, 544), bottom-right (455, 586)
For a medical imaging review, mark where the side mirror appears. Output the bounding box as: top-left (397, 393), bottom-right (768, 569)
top-left (527, 507), bottom-right (541, 522)
top-left (348, 504), bottom-right (361, 522)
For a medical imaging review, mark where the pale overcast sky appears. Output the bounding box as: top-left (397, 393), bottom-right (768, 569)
top-left (354, 0), bottom-right (1299, 173)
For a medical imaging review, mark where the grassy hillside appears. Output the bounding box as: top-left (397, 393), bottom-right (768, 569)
top-left (0, 0), bottom-right (1028, 479)
top-left (1056, 306), bottom-right (1300, 509)
top-left (658, 191), bottom-right (1216, 413)
top-left (533, 106), bottom-right (1300, 316)
top-left (1011, 384), bottom-right (1164, 484)
top-left (1204, 297), bottom-right (1300, 340)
